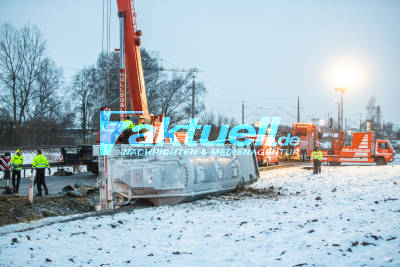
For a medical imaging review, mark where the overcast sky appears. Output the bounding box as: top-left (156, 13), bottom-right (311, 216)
top-left (1, 0), bottom-right (399, 128)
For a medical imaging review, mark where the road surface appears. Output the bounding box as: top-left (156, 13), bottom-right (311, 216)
top-left (0, 173), bottom-right (97, 195)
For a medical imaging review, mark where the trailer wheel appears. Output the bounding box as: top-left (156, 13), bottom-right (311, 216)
top-left (87, 163), bottom-right (99, 175)
top-left (375, 157), bottom-right (386, 165)
top-left (328, 161), bottom-right (341, 166)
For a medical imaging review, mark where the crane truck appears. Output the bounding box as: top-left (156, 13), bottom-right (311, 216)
top-left (322, 131), bottom-right (395, 165)
top-left (96, 0), bottom-right (259, 208)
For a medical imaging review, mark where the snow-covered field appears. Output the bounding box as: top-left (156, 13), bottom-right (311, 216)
top-left (0, 163), bottom-right (399, 266)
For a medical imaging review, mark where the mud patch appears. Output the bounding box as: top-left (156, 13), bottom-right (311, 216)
top-left (0, 193), bottom-right (98, 226)
top-left (231, 185), bottom-right (282, 197)
top-left (217, 185), bottom-right (283, 201)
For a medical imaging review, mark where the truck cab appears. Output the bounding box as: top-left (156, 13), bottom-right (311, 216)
top-left (249, 135), bottom-right (279, 166)
top-left (290, 123), bottom-right (320, 161)
top-left (255, 143), bottom-right (279, 166)
top-left (323, 131), bottom-right (395, 165)
top-left (375, 140), bottom-right (395, 165)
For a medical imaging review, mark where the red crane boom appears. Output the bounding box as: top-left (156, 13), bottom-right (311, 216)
top-left (116, 0), bottom-right (149, 119)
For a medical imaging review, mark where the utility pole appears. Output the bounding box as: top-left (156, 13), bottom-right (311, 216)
top-left (335, 88), bottom-right (347, 132)
top-left (297, 96), bottom-right (300, 122)
top-left (242, 101), bottom-right (244, 124)
top-left (376, 105), bottom-right (381, 136)
top-left (328, 113), bottom-right (330, 127)
top-left (191, 75), bottom-right (195, 119)
top-left (341, 92), bottom-right (344, 131)
top-left (358, 113), bottom-right (362, 132)
top-left (336, 103), bottom-right (341, 130)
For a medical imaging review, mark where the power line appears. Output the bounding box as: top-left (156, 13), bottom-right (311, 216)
top-left (276, 106), bottom-right (297, 118)
top-left (244, 106), bottom-right (263, 119)
top-left (200, 79), bottom-right (288, 102)
top-left (102, 0), bottom-right (105, 54)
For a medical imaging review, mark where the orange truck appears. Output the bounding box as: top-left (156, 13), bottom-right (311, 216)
top-left (255, 137), bottom-right (279, 166)
top-left (288, 123), bottom-right (320, 161)
top-left (248, 135), bottom-right (279, 166)
top-left (322, 131), bottom-right (395, 165)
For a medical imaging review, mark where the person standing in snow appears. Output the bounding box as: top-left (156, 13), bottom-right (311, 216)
top-left (32, 150), bottom-right (50, 196)
top-left (11, 148), bottom-right (24, 193)
top-left (310, 147), bottom-right (323, 174)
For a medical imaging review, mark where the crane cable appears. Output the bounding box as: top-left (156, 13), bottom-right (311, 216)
top-left (101, 0), bottom-right (108, 106)
top-left (104, 0), bottom-right (111, 106)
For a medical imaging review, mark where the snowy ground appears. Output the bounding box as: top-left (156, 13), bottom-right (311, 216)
top-left (0, 163), bottom-right (399, 266)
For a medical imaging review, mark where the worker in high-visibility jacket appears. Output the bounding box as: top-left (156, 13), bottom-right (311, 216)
top-left (11, 148), bottom-right (24, 193)
top-left (122, 116), bottom-right (134, 131)
top-left (122, 116), bottom-right (135, 144)
top-left (32, 150), bottom-right (50, 196)
top-left (310, 147), bottom-right (323, 174)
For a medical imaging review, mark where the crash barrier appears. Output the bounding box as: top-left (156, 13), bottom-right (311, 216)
top-left (0, 154), bottom-right (12, 193)
top-left (0, 161), bottom-right (83, 194)
top-left (97, 144), bottom-right (260, 210)
top-left (0, 154), bottom-right (11, 171)
top-left (0, 160), bottom-right (82, 180)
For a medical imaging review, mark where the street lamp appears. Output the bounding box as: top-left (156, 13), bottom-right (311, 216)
top-left (335, 87), bottom-right (347, 131)
top-left (357, 113), bottom-right (362, 132)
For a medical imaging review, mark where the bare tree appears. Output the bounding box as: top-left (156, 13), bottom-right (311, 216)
top-left (73, 68), bottom-right (91, 141)
top-left (96, 52), bottom-right (118, 108)
top-left (141, 49), bottom-right (166, 114)
top-left (200, 110), bottom-right (236, 127)
top-left (16, 24), bottom-right (46, 125)
top-left (141, 49), bottom-right (207, 124)
top-left (199, 110), bottom-right (237, 140)
top-left (0, 23), bottom-right (23, 126)
top-left (200, 110), bottom-right (216, 125)
top-left (366, 96), bottom-right (378, 131)
top-left (30, 57), bottom-right (63, 119)
top-left (72, 66), bottom-right (102, 142)
top-left (0, 23), bottom-right (46, 127)
top-left (58, 98), bottom-right (76, 129)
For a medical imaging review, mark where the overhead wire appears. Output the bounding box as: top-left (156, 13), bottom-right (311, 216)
top-left (100, 0), bottom-right (108, 106)
top-left (105, 0), bottom-right (111, 106)
top-left (276, 106), bottom-right (297, 118)
top-left (102, 0), bottom-right (104, 55)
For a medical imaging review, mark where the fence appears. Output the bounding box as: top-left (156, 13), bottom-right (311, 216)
top-left (0, 127), bottom-right (98, 147)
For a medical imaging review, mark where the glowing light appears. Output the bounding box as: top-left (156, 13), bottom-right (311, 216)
top-left (328, 61), bottom-right (364, 89)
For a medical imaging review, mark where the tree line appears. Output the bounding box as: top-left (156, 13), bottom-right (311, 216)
top-left (0, 23), bottom-right (236, 147)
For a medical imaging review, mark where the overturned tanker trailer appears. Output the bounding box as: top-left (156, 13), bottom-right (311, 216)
top-left (96, 143), bottom-right (259, 209)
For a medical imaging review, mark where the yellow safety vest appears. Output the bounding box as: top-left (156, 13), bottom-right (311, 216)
top-left (122, 119), bottom-right (134, 130)
top-left (32, 154), bottom-right (50, 169)
top-left (311, 151), bottom-right (323, 160)
top-left (11, 153), bottom-right (24, 171)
